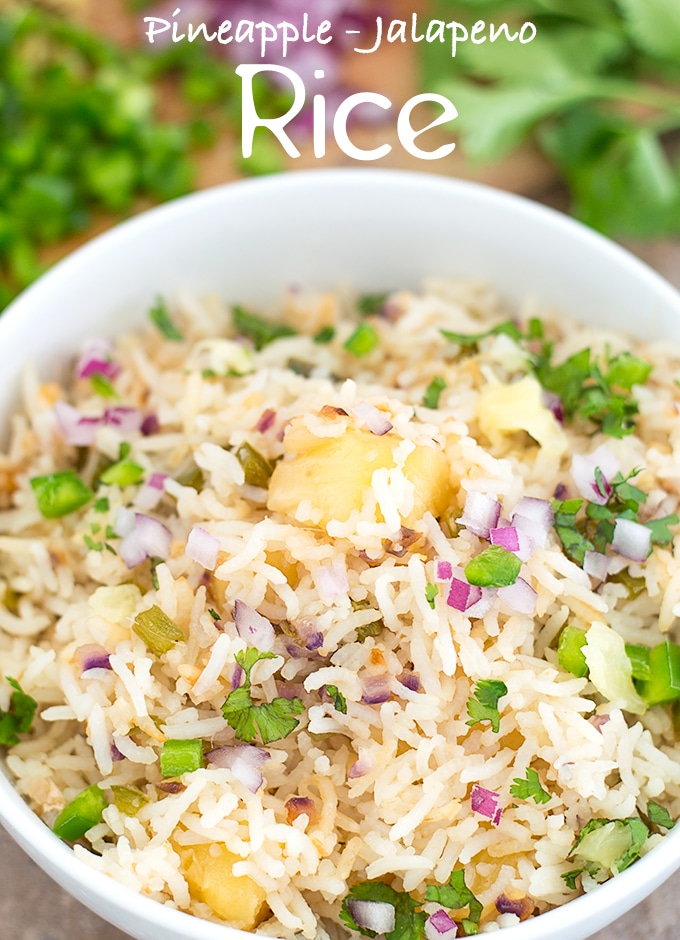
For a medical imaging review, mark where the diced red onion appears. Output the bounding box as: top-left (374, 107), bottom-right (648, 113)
top-left (255, 409), bottom-right (277, 433)
top-left (571, 446), bottom-right (620, 506)
top-left (465, 588), bottom-right (496, 619)
top-left (491, 524), bottom-right (536, 560)
top-left (141, 413), bottom-right (159, 436)
top-left (591, 714), bottom-right (610, 732)
top-left (470, 783), bottom-right (503, 825)
top-left (349, 750), bottom-right (374, 779)
top-left (425, 909), bottom-right (458, 940)
top-left (583, 550), bottom-right (611, 581)
top-left (277, 681), bottom-right (305, 701)
top-left (460, 491), bottom-right (501, 539)
top-left (119, 514), bottom-right (171, 569)
top-left (305, 632), bottom-right (324, 651)
top-left (447, 578), bottom-right (482, 612)
top-left (78, 358), bottom-right (120, 381)
top-left (133, 473), bottom-right (167, 511)
top-left (362, 674), bottom-right (392, 705)
top-left (497, 577), bottom-right (537, 615)
top-left (398, 673), bottom-right (420, 692)
top-left (511, 497), bottom-right (554, 548)
top-left (352, 401), bottom-right (393, 436)
top-left (114, 506), bottom-right (136, 538)
top-left (233, 599), bottom-right (275, 651)
top-left (111, 742), bottom-right (125, 762)
top-left (206, 745), bottom-right (270, 793)
top-left (611, 518), bottom-right (651, 562)
top-left (436, 559), bottom-right (453, 581)
top-left (315, 565), bottom-right (349, 602)
top-left (495, 894), bottom-right (534, 920)
top-left (542, 390), bottom-right (564, 425)
top-left (75, 338), bottom-right (113, 373)
top-left (103, 407), bottom-right (144, 435)
top-left (75, 643), bottom-right (112, 672)
top-left (54, 401), bottom-right (144, 447)
top-left (231, 664), bottom-right (244, 690)
top-left (347, 900), bottom-right (396, 935)
top-left (554, 482), bottom-right (568, 501)
top-left (186, 525), bottom-right (220, 571)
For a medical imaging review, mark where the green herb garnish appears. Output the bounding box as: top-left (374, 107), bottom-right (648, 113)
top-left (0, 677), bottom-right (37, 747)
top-left (344, 323), bottom-right (379, 358)
top-left (425, 868), bottom-right (483, 936)
top-left (441, 320), bottom-right (523, 353)
top-left (52, 784), bottom-right (107, 842)
top-left (647, 801), bottom-right (675, 830)
top-left (208, 608), bottom-right (220, 622)
top-left (425, 583), bottom-right (438, 609)
top-left (232, 304), bottom-right (297, 350)
top-left (510, 767), bottom-right (551, 805)
top-left (132, 605), bottom-right (185, 656)
top-left (325, 685), bottom-right (347, 715)
top-left (558, 625), bottom-right (589, 678)
top-left (100, 458), bottom-right (145, 488)
top-left (568, 816), bottom-right (649, 876)
top-left (30, 470), bottom-right (93, 519)
top-left (160, 738), bottom-right (203, 777)
top-left (357, 292), bottom-right (389, 316)
top-left (422, 376), bottom-right (447, 409)
top-left (314, 325), bottom-right (336, 344)
top-left (149, 297), bottom-right (183, 341)
top-left (466, 679), bottom-right (508, 734)
top-left (464, 545), bottom-right (521, 588)
top-left (221, 648), bottom-right (304, 745)
top-left (341, 881), bottom-right (426, 940)
top-left (90, 373), bottom-right (119, 399)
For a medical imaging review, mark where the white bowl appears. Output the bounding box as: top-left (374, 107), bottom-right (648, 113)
top-left (1, 168), bottom-right (680, 940)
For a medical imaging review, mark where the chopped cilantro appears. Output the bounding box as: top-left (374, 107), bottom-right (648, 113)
top-left (646, 514), bottom-right (679, 546)
top-left (357, 292), bottom-right (389, 316)
top-left (325, 685), bottom-right (347, 715)
top-left (425, 868), bottom-right (483, 936)
top-left (208, 608), bottom-right (220, 622)
top-left (314, 325), bottom-right (336, 344)
top-left (440, 320), bottom-right (523, 353)
top-left (100, 458), bottom-right (145, 488)
top-left (340, 882), bottom-right (425, 940)
top-left (647, 801), bottom-right (675, 830)
top-left (344, 323), bottom-right (379, 358)
top-left (509, 767), bottom-right (551, 805)
top-left (221, 648), bottom-right (304, 745)
top-left (464, 545), bottom-right (521, 588)
top-left (466, 679), bottom-right (508, 734)
top-left (90, 372), bottom-right (119, 399)
top-left (425, 583), bottom-right (438, 609)
top-left (149, 297), bottom-right (183, 341)
top-left (83, 534), bottom-right (103, 552)
top-left (232, 304), bottom-right (297, 350)
top-left (94, 497), bottom-right (110, 513)
top-left (561, 869), bottom-right (585, 890)
top-left (422, 376), bottom-right (447, 409)
top-left (569, 817), bottom-right (649, 876)
top-left (0, 677), bottom-right (37, 747)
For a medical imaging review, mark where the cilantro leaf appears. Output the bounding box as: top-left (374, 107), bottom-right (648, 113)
top-left (340, 882), bottom-right (426, 940)
top-left (466, 679), bottom-right (508, 734)
top-left (232, 304), bottom-right (297, 350)
top-left (357, 292), bottom-right (389, 316)
top-left (561, 868), bottom-right (585, 890)
top-left (647, 801), bottom-right (675, 830)
top-left (221, 649), bottom-right (304, 745)
top-left (422, 376), bottom-right (447, 409)
top-left (605, 352), bottom-right (653, 391)
top-left (0, 677), bottom-right (37, 747)
top-left (425, 868), bottom-right (482, 936)
top-left (440, 320), bottom-right (522, 352)
top-left (325, 685), bottom-right (347, 715)
top-left (646, 514), bottom-right (679, 547)
top-left (149, 297), bottom-right (182, 341)
top-left (509, 767), bottom-right (551, 805)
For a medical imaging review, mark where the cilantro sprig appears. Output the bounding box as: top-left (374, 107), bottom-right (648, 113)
top-left (221, 648), bottom-right (304, 745)
top-left (0, 677), bottom-right (37, 747)
top-left (510, 767), bottom-right (551, 805)
top-left (425, 869), bottom-right (483, 936)
top-left (340, 882), bottom-right (425, 940)
top-left (466, 679), bottom-right (508, 734)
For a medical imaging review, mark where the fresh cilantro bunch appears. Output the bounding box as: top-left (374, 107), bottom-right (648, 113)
top-left (221, 648), bottom-right (304, 745)
top-left (421, 0), bottom-right (680, 238)
top-left (552, 467), bottom-right (678, 565)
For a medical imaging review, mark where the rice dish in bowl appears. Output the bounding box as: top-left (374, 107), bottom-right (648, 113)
top-left (2, 273), bottom-right (680, 940)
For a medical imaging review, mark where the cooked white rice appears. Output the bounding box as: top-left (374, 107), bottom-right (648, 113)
top-left (2, 280), bottom-right (680, 937)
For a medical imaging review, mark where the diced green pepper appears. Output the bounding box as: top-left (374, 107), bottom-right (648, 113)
top-left (53, 784), bottom-right (107, 842)
top-left (30, 470), bottom-right (93, 519)
top-left (160, 738), bottom-right (203, 777)
top-left (235, 442), bottom-right (273, 488)
top-left (344, 323), bottom-right (379, 357)
top-left (100, 458), bottom-right (145, 487)
top-left (558, 626), bottom-right (588, 678)
top-left (637, 640), bottom-right (680, 706)
top-left (625, 644), bottom-right (651, 682)
top-left (133, 605), bottom-right (185, 655)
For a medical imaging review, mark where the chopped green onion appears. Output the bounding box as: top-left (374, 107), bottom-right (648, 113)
top-left (160, 738), bottom-right (203, 777)
top-left (30, 470), bottom-right (93, 519)
top-left (422, 376), bottom-right (447, 409)
top-left (558, 626), bottom-right (589, 678)
top-left (100, 458), bottom-right (145, 487)
top-left (464, 545), bottom-right (521, 588)
top-left (208, 608), bottom-right (220, 621)
top-left (149, 297), bottom-right (183, 340)
top-left (133, 605), bottom-right (185, 655)
top-left (313, 325), bottom-right (335, 344)
top-left (111, 785), bottom-right (149, 817)
top-left (357, 292), bottom-right (389, 315)
top-left (52, 784), bottom-right (107, 842)
top-left (232, 304), bottom-right (296, 350)
top-left (344, 323), bottom-right (379, 358)
top-left (637, 639), bottom-right (680, 706)
top-left (235, 442), bottom-right (274, 488)
top-left (90, 373), bottom-right (118, 399)
top-left (625, 644), bottom-right (651, 682)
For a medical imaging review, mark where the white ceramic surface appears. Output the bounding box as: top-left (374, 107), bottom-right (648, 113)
top-left (1, 168), bottom-right (680, 940)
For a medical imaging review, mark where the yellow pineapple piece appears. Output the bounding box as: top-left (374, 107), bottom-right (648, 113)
top-left (476, 376), bottom-right (566, 457)
top-left (178, 842), bottom-right (268, 928)
top-left (267, 415), bottom-right (451, 528)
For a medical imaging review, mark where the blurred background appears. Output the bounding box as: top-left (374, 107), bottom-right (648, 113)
top-left (1, 0), bottom-right (679, 314)
top-left (1, 0), bottom-right (680, 938)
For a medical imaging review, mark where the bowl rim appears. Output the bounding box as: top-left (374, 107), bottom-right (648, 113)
top-left (1, 166), bottom-right (680, 940)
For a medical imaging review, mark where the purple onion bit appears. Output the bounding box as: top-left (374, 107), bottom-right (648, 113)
top-left (254, 409), bottom-right (277, 434)
top-left (398, 672), bottom-right (421, 693)
top-left (495, 893), bottom-right (535, 920)
top-left (447, 579), bottom-right (482, 612)
top-left (157, 781), bottom-right (186, 794)
top-left (361, 674), bottom-right (392, 705)
top-left (425, 908), bottom-right (458, 940)
top-left (285, 796), bottom-right (319, 826)
top-left (553, 482), bottom-right (568, 501)
top-left (110, 742), bottom-right (125, 762)
top-left (470, 783), bottom-right (503, 826)
top-left (141, 413), bottom-right (160, 436)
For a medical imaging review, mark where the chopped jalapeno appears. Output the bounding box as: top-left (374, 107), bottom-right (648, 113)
top-left (558, 626), bottom-right (589, 678)
top-left (235, 442), bottom-right (274, 488)
top-left (625, 643), bottom-right (651, 682)
top-left (53, 784), bottom-right (107, 842)
top-left (30, 470), bottom-right (93, 519)
top-left (344, 323), bottom-right (379, 357)
top-left (637, 640), bottom-right (680, 705)
top-left (100, 459), bottom-right (145, 487)
top-left (133, 605), bottom-right (185, 655)
top-left (160, 738), bottom-right (203, 777)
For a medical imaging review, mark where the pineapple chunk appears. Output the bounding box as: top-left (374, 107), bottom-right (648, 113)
top-left (178, 842), bottom-right (268, 928)
top-left (476, 375), bottom-right (567, 457)
top-left (267, 416), bottom-right (451, 528)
